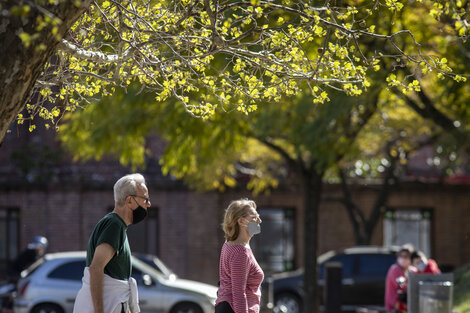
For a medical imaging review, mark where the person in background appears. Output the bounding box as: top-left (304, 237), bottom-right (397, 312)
top-left (9, 236), bottom-right (48, 281)
top-left (215, 199), bottom-right (264, 313)
top-left (385, 245), bottom-right (416, 312)
top-left (411, 251), bottom-right (440, 274)
top-left (2, 236), bottom-right (48, 313)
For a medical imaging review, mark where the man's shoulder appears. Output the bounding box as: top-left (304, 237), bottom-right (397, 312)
top-left (101, 212), bottom-right (123, 224)
top-left (95, 213), bottom-right (125, 232)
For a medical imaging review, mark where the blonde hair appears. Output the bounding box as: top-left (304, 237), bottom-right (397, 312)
top-left (222, 199), bottom-right (257, 241)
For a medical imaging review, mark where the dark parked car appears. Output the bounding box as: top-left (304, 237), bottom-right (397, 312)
top-left (271, 246), bottom-right (400, 313)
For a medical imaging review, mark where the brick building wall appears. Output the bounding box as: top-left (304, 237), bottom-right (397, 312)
top-left (1, 181), bottom-right (470, 285)
top-left (385, 184), bottom-right (470, 269)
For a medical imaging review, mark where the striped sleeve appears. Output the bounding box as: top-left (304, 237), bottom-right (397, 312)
top-left (230, 247), bottom-right (250, 313)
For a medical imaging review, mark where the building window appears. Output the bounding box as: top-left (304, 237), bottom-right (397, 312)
top-left (383, 208), bottom-right (432, 257)
top-left (127, 207), bottom-right (159, 256)
top-left (0, 208), bottom-right (20, 274)
top-left (251, 207), bottom-right (296, 273)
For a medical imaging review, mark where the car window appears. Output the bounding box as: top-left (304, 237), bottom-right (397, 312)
top-left (132, 265), bottom-right (147, 285)
top-left (133, 254), bottom-right (175, 278)
top-left (132, 265), bottom-right (143, 282)
top-left (319, 254), bottom-right (355, 278)
top-left (135, 256), bottom-right (163, 274)
top-left (357, 254), bottom-right (396, 276)
top-left (48, 260), bottom-right (86, 281)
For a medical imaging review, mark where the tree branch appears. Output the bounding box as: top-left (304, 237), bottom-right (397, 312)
top-left (255, 137), bottom-right (304, 174)
top-left (338, 168), bottom-right (368, 243)
top-left (415, 89), bottom-right (458, 131)
top-left (364, 142), bottom-right (398, 235)
top-left (59, 39), bottom-right (128, 63)
top-left (335, 91), bottom-right (379, 164)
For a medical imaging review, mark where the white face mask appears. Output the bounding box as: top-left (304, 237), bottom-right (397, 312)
top-left (244, 220), bottom-right (261, 237)
top-left (416, 262), bottom-right (427, 272)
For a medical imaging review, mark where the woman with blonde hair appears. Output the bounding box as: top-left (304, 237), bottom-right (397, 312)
top-left (215, 199), bottom-right (264, 313)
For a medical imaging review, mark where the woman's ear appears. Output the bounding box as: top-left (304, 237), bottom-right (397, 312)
top-left (237, 217), bottom-right (245, 226)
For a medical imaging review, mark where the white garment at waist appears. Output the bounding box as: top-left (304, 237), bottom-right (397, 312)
top-left (73, 267), bottom-right (140, 313)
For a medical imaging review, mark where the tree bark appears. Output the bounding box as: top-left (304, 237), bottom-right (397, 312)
top-left (0, 1), bottom-right (92, 144)
top-left (300, 168), bottom-right (324, 313)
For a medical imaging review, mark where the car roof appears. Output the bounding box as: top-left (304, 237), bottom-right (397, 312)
top-left (342, 245), bottom-right (400, 254)
top-left (37, 251), bottom-right (165, 281)
top-left (318, 246), bottom-right (399, 263)
top-left (43, 251), bottom-right (86, 260)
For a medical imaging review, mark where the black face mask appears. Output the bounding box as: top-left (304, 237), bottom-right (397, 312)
top-left (132, 205), bottom-right (148, 224)
top-left (131, 197), bottom-right (148, 225)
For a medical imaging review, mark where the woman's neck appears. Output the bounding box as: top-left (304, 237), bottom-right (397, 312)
top-left (228, 232), bottom-right (251, 246)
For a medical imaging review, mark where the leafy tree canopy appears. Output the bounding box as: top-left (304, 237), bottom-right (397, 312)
top-left (6, 0), bottom-right (468, 133)
top-left (58, 0), bottom-right (470, 190)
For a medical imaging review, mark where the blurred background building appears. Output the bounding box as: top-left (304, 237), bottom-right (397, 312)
top-left (0, 123), bottom-right (469, 284)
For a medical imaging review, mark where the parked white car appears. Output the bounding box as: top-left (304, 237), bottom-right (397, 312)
top-left (14, 251), bottom-right (217, 313)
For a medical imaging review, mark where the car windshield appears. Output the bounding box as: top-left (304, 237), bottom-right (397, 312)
top-left (151, 256), bottom-right (175, 278)
top-left (131, 256), bottom-right (173, 283)
top-left (133, 254), bottom-right (176, 279)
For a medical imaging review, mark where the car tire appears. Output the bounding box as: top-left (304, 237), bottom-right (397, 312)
top-left (170, 302), bottom-right (203, 313)
top-left (275, 292), bottom-right (302, 313)
top-left (31, 303), bottom-right (64, 313)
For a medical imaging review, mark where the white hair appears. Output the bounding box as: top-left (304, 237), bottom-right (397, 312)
top-left (113, 173), bottom-right (147, 206)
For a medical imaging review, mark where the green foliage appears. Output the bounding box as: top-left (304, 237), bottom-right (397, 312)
top-left (59, 83), bottom-right (378, 193)
top-left (335, 0), bottom-right (470, 179)
top-left (59, 85), bottom-right (283, 192)
top-left (453, 263), bottom-right (470, 313)
top-left (59, 85), bottom-right (156, 168)
top-left (339, 90), bottom-right (430, 178)
top-left (11, 0), bottom-right (468, 131)
top-left (54, 0), bottom-right (470, 192)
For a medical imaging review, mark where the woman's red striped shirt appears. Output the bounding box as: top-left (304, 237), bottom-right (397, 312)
top-left (216, 242), bottom-right (264, 313)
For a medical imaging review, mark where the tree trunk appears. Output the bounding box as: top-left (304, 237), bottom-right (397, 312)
top-left (357, 227), bottom-right (373, 246)
top-left (339, 186), bottom-right (387, 247)
top-left (301, 169), bottom-right (324, 313)
top-left (0, 1), bottom-right (92, 144)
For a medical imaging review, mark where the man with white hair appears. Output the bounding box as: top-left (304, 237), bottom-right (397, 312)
top-left (73, 173), bottom-right (151, 313)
